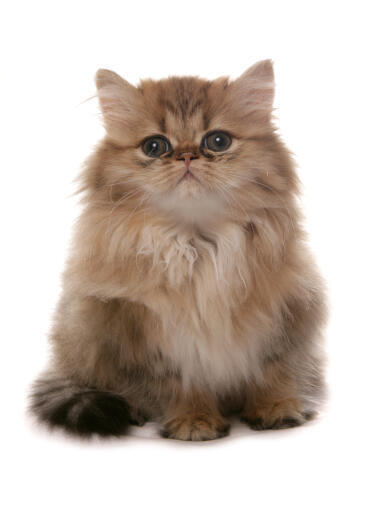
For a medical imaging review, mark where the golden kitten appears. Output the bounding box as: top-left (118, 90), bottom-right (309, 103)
top-left (30, 60), bottom-right (326, 440)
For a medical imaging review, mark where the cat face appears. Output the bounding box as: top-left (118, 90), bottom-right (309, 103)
top-left (95, 61), bottom-right (291, 224)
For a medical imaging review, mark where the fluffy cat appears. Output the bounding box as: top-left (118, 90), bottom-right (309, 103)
top-left (30, 60), bottom-right (326, 440)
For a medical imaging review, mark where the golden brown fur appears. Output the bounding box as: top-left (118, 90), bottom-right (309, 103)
top-left (30, 60), bottom-right (326, 440)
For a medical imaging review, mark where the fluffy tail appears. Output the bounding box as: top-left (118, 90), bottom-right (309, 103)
top-left (30, 372), bottom-right (131, 437)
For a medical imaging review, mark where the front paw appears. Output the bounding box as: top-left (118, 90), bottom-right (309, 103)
top-left (161, 412), bottom-right (230, 441)
top-left (241, 399), bottom-right (315, 431)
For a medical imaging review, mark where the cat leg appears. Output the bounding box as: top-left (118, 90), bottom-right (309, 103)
top-left (242, 293), bottom-right (325, 429)
top-left (241, 369), bottom-right (314, 430)
top-left (241, 295), bottom-right (325, 430)
top-left (30, 294), bottom-right (149, 437)
top-left (160, 388), bottom-right (230, 441)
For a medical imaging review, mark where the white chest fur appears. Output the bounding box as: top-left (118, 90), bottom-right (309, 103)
top-left (135, 222), bottom-right (265, 390)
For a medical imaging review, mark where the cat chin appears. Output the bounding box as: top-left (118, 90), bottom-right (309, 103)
top-left (152, 188), bottom-right (226, 225)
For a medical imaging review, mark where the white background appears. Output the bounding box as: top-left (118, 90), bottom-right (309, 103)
top-left (1, 1), bottom-right (367, 510)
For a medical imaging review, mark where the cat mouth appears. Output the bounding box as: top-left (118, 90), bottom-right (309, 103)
top-left (176, 170), bottom-right (201, 186)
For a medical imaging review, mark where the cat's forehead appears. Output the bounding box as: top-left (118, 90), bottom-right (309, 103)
top-left (138, 76), bottom-right (226, 143)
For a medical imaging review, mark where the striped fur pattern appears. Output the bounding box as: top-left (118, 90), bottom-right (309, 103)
top-left (30, 60), bottom-right (327, 440)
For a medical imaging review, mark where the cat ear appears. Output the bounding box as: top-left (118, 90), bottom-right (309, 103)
top-left (95, 69), bottom-right (142, 141)
top-left (230, 60), bottom-right (274, 119)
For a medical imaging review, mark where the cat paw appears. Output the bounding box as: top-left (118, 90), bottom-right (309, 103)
top-left (161, 413), bottom-right (230, 441)
top-left (241, 399), bottom-right (315, 431)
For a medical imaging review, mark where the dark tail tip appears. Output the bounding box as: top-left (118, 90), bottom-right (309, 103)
top-left (30, 375), bottom-right (131, 438)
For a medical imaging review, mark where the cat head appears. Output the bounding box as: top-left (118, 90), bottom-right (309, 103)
top-left (91, 60), bottom-right (294, 224)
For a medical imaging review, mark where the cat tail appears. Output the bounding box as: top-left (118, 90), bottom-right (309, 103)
top-left (29, 371), bottom-right (132, 437)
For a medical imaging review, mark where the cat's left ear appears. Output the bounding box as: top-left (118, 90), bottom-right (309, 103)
top-left (230, 60), bottom-right (274, 119)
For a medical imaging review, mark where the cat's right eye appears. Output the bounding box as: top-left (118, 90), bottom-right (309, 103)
top-left (142, 136), bottom-right (171, 158)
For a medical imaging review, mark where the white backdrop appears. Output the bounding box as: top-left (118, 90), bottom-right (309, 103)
top-left (1, 1), bottom-right (367, 510)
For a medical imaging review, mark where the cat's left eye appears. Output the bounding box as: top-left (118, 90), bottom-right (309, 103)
top-left (142, 136), bottom-right (171, 158)
top-left (203, 131), bottom-right (232, 152)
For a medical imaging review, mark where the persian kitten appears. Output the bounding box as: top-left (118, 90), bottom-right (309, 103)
top-left (30, 60), bottom-right (326, 440)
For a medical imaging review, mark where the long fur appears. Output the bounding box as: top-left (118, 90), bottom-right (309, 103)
top-left (30, 60), bottom-right (326, 440)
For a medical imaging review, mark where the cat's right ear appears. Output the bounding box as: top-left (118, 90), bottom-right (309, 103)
top-left (95, 69), bottom-right (142, 141)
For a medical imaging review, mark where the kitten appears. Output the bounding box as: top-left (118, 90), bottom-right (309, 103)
top-left (30, 60), bottom-right (326, 441)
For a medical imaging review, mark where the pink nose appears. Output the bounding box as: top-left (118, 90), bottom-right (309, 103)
top-left (176, 152), bottom-right (199, 169)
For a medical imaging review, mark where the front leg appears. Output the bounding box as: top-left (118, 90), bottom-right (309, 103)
top-left (241, 347), bottom-right (322, 430)
top-left (242, 290), bottom-right (326, 430)
top-left (161, 388), bottom-right (230, 441)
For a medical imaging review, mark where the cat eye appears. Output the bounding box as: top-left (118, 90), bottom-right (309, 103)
top-left (142, 136), bottom-right (171, 158)
top-left (203, 131), bottom-right (232, 152)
